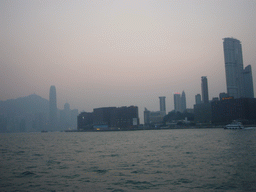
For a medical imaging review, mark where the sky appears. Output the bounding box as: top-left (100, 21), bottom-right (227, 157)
top-left (1, 0), bottom-right (256, 122)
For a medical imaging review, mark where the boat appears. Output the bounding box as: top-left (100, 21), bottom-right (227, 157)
top-left (224, 120), bottom-right (244, 129)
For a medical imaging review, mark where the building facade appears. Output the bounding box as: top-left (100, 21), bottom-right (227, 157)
top-left (223, 38), bottom-right (244, 98)
top-left (60, 103), bottom-right (78, 130)
top-left (194, 103), bottom-right (212, 123)
top-left (174, 93), bottom-right (181, 112)
top-left (159, 96), bottom-right (166, 115)
top-left (49, 85), bottom-right (57, 130)
top-left (77, 112), bottom-right (93, 130)
top-left (211, 98), bottom-right (256, 124)
top-left (223, 38), bottom-right (254, 98)
top-left (78, 106), bottom-right (139, 130)
top-left (201, 76), bottom-right (209, 103)
top-left (181, 91), bottom-right (186, 112)
top-left (144, 108), bottom-right (165, 125)
top-left (195, 94), bottom-right (201, 104)
top-left (243, 65), bottom-right (254, 98)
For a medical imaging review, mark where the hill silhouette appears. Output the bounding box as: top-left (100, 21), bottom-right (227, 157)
top-left (0, 94), bottom-right (49, 132)
top-left (0, 94), bottom-right (49, 116)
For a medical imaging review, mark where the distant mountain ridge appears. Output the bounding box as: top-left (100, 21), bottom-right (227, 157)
top-left (0, 94), bottom-right (49, 116)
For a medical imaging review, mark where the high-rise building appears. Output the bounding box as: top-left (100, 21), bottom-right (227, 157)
top-left (243, 65), bottom-right (254, 98)
top-left (195, 94), bottom-right (201, 104)
top-left (223, 38), bottom-right (254, 98)
top-left (174, 93), bottom-right (181, 112)
top-left (159, 96), bottom-right (166, 115)
top-left (223, 37), bottom-right (244, 98)
top-left (49, 85), bottom-right (57, 130)
top-left (201, 76), bottom-right (209, 103)
top-left (180, 91), bottom-right (186, 112)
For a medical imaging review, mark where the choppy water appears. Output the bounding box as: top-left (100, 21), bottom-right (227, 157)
top-left (0, 128), bottom-right (256, 192)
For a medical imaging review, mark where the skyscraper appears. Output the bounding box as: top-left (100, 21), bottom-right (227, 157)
top-left (195, 94), bottom-right (201, 104)
top-left (243, 65), bottom-right (254, 98)
top-left (174, 93), bottom-right (181, 112)
top-left (201, 76), bottom-right (209, 103)
top-left (223, 37), bottom-right (244, 98)
top-left (180, 91), bottom-right (186, 112)
top-left (49, 85), bottom-right (57, 130)
top-left (159, 96), bottom-right (166, 115)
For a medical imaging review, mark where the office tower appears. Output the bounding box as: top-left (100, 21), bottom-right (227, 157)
top-left (195, 94), bottom-right (201, 104)
top-left (49, 85), bottom-right (57, 130)
top-left (223, 37), bottom-right (244, 98)
top-left (174, 93), bottom-right (181, 112)
top-left (180, 91), bottom-right (186, 112)
top-left (243, 65), bottom-right (254, 98)
top-left (159, 96), bottom-right (166, 115)
top-left (201, 76), bottom-right (209, 103)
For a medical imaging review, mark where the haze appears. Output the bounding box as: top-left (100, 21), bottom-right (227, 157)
top-left (1, 0), bottom-right (256, 120)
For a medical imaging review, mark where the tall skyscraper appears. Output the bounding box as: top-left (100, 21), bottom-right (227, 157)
top-left (159, 96), bottom-right (166, 115)
top-left (174, 93), bottom-right (181, 112)
top-left (195, 94), bottom-right (201, 104)
top-left (180, 91), bottom-right (186, 112)
top-left (201, 76), bottom-right (209, 103)
top-left (243, 65), bottom-right (254, 98)
top-left (49, 85), bottom-right (57, 130)
top-left (223, 37), bottom-right (244, 98)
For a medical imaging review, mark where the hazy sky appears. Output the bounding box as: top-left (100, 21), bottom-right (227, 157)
top-left (1, 0), bottom-right (256, 121)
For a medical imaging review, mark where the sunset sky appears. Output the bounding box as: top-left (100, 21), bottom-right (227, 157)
top-left (1, 0), bottom-right (256, 121)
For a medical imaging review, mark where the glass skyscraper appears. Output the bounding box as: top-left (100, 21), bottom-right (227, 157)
top-left (223, 37), bottom-right (244, 98)
top-left (223, 37), bottom-right (254, 98)
top-left (201, 76), bottom-right (209, 103)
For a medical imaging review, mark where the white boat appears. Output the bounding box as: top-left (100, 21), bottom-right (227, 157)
top-left (224, 120), bottom-right (244, 129)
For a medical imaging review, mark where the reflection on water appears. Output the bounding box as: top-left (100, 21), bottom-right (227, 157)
top-left (0, 129), bottom-right (256, 191)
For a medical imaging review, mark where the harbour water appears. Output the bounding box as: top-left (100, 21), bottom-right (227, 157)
top-left (0, 128), bottom-right (256, 191)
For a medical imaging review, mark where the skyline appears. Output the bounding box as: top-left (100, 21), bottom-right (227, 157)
top-left (1, 1), bottom-right (256, 119)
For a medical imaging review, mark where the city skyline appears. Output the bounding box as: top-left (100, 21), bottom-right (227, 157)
top-left (1, 1), bottom-right (256, 120)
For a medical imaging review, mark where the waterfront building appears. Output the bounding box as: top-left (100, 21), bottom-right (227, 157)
top-left (159, 96), bottom-right (166, 115)
top-left (223, 38), bottom-right (254, 98)
top-left (144, 108), bottom-right (165, 125)
top-left (194, 103), bottom-right (212, 123)
top-left (77, 106), bottom-right (139, 130)
top-left (174, 93), bottom-right (181, 112)
top-left (223, 38), bottom-right (244, 98)
top-left (211, 98), bottom-right (256, 124)
top-left (93, 107), bottom-right (116, 128)
top-left (77, 112), bottom-right (93, 131)
top-left (201, 76), bottom-right (209, 103)
top-left (243, 65), bottom-right (254, 98)
top-left (111, 106), bottom-right (139, 129)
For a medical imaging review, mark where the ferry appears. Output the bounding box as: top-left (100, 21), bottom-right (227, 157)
top-left (224, 120), bottom-right (244, 129)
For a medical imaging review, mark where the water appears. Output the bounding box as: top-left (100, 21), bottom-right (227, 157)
top-left (0, 129), bottom-right (256, 192)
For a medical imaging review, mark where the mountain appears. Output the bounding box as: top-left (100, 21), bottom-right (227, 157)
top-left (0, 94), bottom-right (49, 132)
top-left (0, 94), bottom-right (49, 116)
